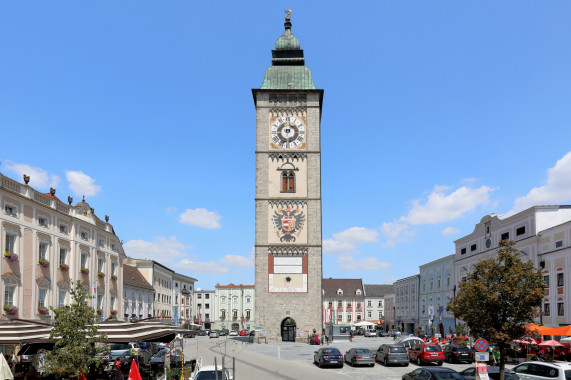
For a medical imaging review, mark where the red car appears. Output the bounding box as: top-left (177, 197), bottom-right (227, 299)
top-left (408, 343), bottom-right (444, 366)
top-left (239, 330), bottom-right (248, 336)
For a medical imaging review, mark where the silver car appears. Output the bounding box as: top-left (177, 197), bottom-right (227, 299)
top-left (376, 344), bottom-right (409, 366)
top-left (344, 348), bottom-right (375, 367)
top-left (364, 330), bottom-right (377, 337)
top-left (209, 330), bottom-right (219, 338)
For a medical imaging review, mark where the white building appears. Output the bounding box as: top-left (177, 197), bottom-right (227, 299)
top-left (322, 278), bottom-right (365, 324)
top-left (123, 263), bottom-right (154, 320)
top-left (215, 283), bottom-right (255, 331)
top-left (394, 275), bottom-right (420, 333)
top-left (363, 284), bottom-right (393, 324)
top-left (193, 289), bottom-right (215, 330)
top-left (173, 273), bottom-right (197, 328)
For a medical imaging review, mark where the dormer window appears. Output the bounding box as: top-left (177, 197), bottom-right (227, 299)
top-left (356, 289), bottom-right (362, 295)
top-left (337, 289), bottom-right (343, 295)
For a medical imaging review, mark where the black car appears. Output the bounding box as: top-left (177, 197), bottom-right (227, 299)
top-left (197, 330), bottom-right (208, 336)
top-left (443, 345), bottom-right (474, 364)
top-left (403, 367), bottom-right (466, 380)
top-left (461, 366), bottom-right (519, 380)
top-left (314, 347), bottom-right (344, 368)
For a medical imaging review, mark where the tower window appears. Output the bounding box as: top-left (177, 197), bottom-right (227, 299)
top-left (281, 171), bottom-right (295, 193)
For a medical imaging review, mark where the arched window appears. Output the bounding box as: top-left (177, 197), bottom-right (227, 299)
top-left (281, 171), bottom-right (295, 193)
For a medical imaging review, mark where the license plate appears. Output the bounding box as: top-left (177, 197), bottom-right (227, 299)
top-left (329, 361), bottom-right (338, 363)
top-left (431, 354), bottom-right (438, 356)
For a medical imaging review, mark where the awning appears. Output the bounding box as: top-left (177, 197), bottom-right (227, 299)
top-left (0, 320), bottom-right (52, 345)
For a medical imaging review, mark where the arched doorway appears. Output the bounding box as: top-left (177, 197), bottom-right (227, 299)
top-left (281, 317), bottom-right (296, 342)
top-left (231, 323), bottom-right (240, 330)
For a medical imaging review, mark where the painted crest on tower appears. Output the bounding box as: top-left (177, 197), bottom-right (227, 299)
top-left (272, 205), bottom-right (305, 242)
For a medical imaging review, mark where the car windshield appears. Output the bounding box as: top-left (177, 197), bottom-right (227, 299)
top-left (565, 370), bottom-right (571, 380)
top-left (195, 371), bottom-right (228, 380)
top-left (390, 346), bottom-right (407, 353)
top-left (434, 371), bottom-right (465, 380)
top-left (425, 345), bottom-right (442, 352)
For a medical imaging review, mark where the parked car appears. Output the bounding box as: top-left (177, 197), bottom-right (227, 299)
top-left (403, 367), bottom-right (466, 380)
top-left (219, 329), bottom-right (227, 336)
top-left (364, 330), bottom-right (377, 337)
top-left (229, 330), bottom-right (238, 336)
top-left (443, 345), bottom-right (474, 364)
top-left (314, 347), bottom-right (344, 368)
top-left (184, 332), bottom-right (196, 338)
top-left (344, 348), bottom-right (375, 367)
top-left (249, 330), bottom-right (255, 336)
top-left (513, 361), bottom-right (571, 380)
top-left (408, 343), bottom-right (444, 366)
top-left (461, 366), bottom-right (519, 380)
top-left (376, 344), bottom-right (409, 366)
top-left (239, 330), bottom-right (248, 336)
top-left (209, 331), bottom-right (219, 339)
top-left (397, 336), bottom-right (425, 350)
top-left (198, 330), bottom-right (208, 336)
top-left (191, 364), bottom-right (232, 380)
top-left (150, 349), bottom-right (168, 369)
top-left (378, 330), bottom-right (390, 337)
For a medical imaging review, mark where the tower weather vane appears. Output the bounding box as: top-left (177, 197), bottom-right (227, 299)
top-left (284, 9), bottom-right (292, 17)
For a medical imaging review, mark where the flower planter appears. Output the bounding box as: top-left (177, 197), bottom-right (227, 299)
top-left (38, 307), bottom-right (49, 315)
top-left (60, 264), bottom-right (69, 271)
top-left (38, 259), bottom-right (49, 268)
top-left (110, 275), bottom-right (117, 280)
top-left (4, 252), bottom-right (18, 261)
top-left (81, 268), bottom-right (89, 275)
top-left (3, 305), bottom-right (18, 316)
top-left (97, 272), bottom-right (105, 278)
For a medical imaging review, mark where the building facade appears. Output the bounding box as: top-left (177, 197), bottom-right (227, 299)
top-left (173, 273), bottom-right (197, 328)
top-left (383, 293), bottom-right (395, 331)
top-left (418, 255), bottom-right (455, 336)
top-left (253, 13), bottom-right (324, 342)
top-left (193, 289), bottom-right (215, 330)
top-left (215, 283), bottom-right (255, 331)
top-left (1, 172), bottom-right (124, 322)
top-left (124, 258), bottom-right (175, 320)
top-left (363, 284), bottom-right (393, 324)
top-left (123, 263), bottom-right (154, 321)
top-left (394, 275), bottom-right (420, 333)
top-left (322, 278), bottom-right (365, 324)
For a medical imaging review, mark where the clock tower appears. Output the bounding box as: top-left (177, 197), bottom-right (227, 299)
top-left (253, 12), bottom-right (323, 342)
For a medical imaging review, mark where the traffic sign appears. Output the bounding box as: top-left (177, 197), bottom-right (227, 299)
top-left (475, 338), bottom-right (489, 352)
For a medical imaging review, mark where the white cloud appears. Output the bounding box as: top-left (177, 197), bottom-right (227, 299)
top-left (323, 227), bottom-right (379, 255)
top-left (4, 160), bottom-right (60, 189)
top-left (219, 254), bottom-right (254, 268)
top-left (401, 185), bottom-right (494, 225)
top-left (124, 236), bottom-right (191, 262)
top-left (65, 170), bottom-right (101, 197)
top-left (511, 151), bottom-right (571, 213)
top-left (166, 207), bottom-right (177, 213)
top-left (381, 222), bottom-right (415, 247)
top-left (179, 208), bottom-right (221, 229)
top-left (176, 259), bottom-right (229, 274)
top-left (337, 256), bottom-right (390, 271)
top-left (442, 227), bottom-right (460, 236)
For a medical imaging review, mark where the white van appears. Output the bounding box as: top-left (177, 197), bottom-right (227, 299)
top-left (514, 361), bottom-right (571, 380)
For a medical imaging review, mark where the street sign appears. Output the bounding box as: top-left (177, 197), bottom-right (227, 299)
top-left (476, 362), bottom-right (489, 380)
top-left (475, 352), bottom-right (489, 362)
top-left (475, 338), bottom-right (489, 352)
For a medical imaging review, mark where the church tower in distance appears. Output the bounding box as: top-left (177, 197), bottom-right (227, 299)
top-left (252, 12), bottom-right (323, 342)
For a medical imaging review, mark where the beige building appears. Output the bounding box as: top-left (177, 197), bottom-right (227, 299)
top-left (1, 172), bottom-right (124, 321)
top-left (253, 14), bottom-right (324, 342)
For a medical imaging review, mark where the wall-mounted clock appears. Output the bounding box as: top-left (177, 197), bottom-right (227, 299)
top-left (271, 116), bottom-right (305, 148)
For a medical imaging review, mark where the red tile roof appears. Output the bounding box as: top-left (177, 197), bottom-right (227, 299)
top-left (322, 278), bottom-right (364, 299)
top-left (215, 283), bottom-right (255, 288)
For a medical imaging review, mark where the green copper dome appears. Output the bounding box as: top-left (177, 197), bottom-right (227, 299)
top-left (260, 16), bottom-right (316, 90)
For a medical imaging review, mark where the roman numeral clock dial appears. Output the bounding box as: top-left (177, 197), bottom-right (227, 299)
top-left (270, 116), bottom-right (305, 148)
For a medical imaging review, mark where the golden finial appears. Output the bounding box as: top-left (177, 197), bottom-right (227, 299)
top-left (284, 9), bottom-right (292, 21)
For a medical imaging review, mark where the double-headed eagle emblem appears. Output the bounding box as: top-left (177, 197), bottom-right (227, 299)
top-left (272, 205), bottom-right (305, 242)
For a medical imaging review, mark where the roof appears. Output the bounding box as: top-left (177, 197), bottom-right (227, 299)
top-left (363, 284), bottom-right (394, 298)
top-left (215, 283), bottom-right (254, 288)
top-left (322, 278), bottom-right (364, 299)
top-left (123, 264), bottom-right (154, 291)
top-left (259, 15), bottom-right (316, 90)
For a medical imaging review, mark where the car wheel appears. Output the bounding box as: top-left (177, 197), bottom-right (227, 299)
top-left (404, 363), bottom-right (409, 367)
top-left (451, 355), bottom-right (456, 364)
top-left (319, 359), bottom-right (323, 368)
top-left (351, 359), bottom-right (355, 366)
top-left (417, 357), bottom-right (421, 366)
top-left (384, 358), bottom-right (388, 366)
top-left (438, 361), bottom-right (443, 366)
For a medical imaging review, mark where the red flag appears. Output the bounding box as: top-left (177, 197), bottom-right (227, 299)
top-left (242, 314), bottom-right (245, 326)
top-left (128, 360), bottom-right (142, 380)
top-left (79, 369), bottom-right (87, 380)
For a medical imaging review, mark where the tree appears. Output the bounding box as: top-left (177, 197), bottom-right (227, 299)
top-left (41, 280), bottom-right (107, 377)
top-left (447, 240), bottom-right (544, 380)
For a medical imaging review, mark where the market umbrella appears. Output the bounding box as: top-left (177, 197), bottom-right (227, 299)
top-left (539, 340), bottom-right (564, 347)
top-left (524, 324), bottom-right (553, 335)
top-left (0, 354), bottom-right (13, 380)
top-left (542, 325), bottom-right (571, 337)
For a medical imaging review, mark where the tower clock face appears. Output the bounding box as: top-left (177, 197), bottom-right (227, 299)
top-left (271, 116), bottom-right (305, 148)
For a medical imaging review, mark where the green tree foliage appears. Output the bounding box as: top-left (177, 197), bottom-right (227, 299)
top-left (41, 280), bottom-right (107, 377)
top-left (447, 240), bottom-right (544, 380)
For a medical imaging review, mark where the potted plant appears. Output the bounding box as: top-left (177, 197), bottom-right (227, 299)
top-left (97, 272), bottom-right (105, 278)
top-left (110, 310), bottom-right (117, 316)
top-left (80, 267), bottom-right (89, 275)
top-left (96, 308), bottom-right (102, 315)
top-left (60, 263), bottom-right (69, 271)
top-left (4, 252), bottom-right (18, 261)
top-left (38, 258), bottom-right (49, 268)
top-left (38, 306), bottom-right (49, 315)
top-left (3, 305), bottom-right (18, 316)
top-left (111, 274), bottom-right (117, 280)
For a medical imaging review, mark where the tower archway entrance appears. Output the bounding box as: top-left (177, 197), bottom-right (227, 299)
top-left (281, 317), bottom-right (296, 342)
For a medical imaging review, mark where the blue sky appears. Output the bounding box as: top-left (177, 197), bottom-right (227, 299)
top-left (2, 1), bottom-right (571, 290)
